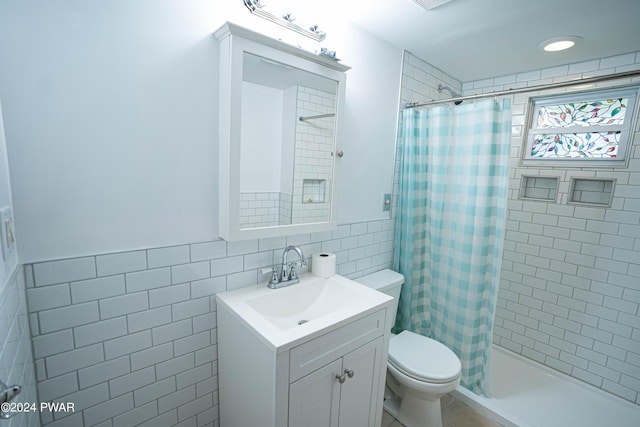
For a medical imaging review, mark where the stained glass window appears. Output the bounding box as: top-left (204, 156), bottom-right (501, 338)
top-left (524, 87), bottom-right (638, 164)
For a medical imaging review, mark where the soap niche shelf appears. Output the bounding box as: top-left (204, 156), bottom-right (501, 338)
top-left (519, 176), bottom-right (559, 202)
top-left (568, 178), bottom-right (615, 207)
top-left (302, 179), bottom-right (326, 204)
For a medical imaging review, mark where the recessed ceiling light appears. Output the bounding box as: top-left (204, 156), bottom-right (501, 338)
top-left (539, 36), bottom-right (582, 52)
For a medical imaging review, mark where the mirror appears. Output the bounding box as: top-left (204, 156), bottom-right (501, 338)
top-left (240, 52), bottom-right (337, 229)
top-left (215, 22), bottom-right (349, 241)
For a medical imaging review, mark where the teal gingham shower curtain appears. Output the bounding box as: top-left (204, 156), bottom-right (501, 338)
top-left (393, 98), bottom-right (511, 394)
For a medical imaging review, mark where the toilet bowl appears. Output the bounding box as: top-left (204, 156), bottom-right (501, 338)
top-left (356, 269), bottom-right (462, 427)
top-left (386, 330), bottom-right (461, 427)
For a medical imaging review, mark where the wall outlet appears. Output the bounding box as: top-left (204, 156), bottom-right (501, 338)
top-left (0, 206), bottom-right (16, 261)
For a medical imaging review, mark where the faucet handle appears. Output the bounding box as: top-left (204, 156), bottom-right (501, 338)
top-left (289, 263), bottom-right (298, 280)
top-left (269, 266), bottom-right (280, 285)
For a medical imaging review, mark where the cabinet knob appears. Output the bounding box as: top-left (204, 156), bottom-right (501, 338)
top-left (336, 374), bottom-right (346, 384)
top-left (345, 369), bottom-right (355, 379)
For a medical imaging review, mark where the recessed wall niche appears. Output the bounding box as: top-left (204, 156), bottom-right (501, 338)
top-left (302, 179), bottom-right (326, 204)
top-left (519, 176), bottom-right (559, 202)
top-left (568, 178), bottom-right (615, 207)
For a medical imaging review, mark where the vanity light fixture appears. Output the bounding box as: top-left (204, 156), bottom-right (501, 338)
top-left (539, 36), bottom-right (582, 52)
top-left (242, 0), bottom-right (327, 41)
top-left (411, 0), bottom-right (454, 11)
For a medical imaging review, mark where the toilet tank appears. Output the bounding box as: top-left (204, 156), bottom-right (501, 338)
top-left (355, 269), bottom-right (404, 321)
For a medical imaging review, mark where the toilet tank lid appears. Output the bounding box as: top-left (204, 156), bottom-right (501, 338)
top-left (355, 269), bottom-right (404, 291)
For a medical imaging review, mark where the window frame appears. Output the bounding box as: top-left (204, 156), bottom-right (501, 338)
top-left (521, 85), bottom-right (640, 168)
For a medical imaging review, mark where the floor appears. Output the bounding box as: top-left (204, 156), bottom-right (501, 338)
top-left (381, 394), bottom-right (503, 427)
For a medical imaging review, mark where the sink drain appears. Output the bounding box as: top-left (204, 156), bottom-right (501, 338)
top-left (297, 320), bottom-right (309, 325)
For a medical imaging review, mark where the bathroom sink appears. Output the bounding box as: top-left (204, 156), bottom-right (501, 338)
top-left (246, 275), bottom-right (370, 330)
top-left (216, 273), bottom-right (392, 349)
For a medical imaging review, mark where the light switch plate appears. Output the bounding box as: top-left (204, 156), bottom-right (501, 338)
top-left (383, 194), bottom-right (391, 212)
top-left (0, 206), bottom-right (16, 261)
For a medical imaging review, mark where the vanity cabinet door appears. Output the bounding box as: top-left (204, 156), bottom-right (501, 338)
top-left (289, 359), bottom-right (342, 427)
top-left (338, 336), bottom-right (384, 427)
top-left (288, 336), bottom-right (384, 427)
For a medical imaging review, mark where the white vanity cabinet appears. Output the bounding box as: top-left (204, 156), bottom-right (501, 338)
top-left (217, 306), bottom-right (391, 427)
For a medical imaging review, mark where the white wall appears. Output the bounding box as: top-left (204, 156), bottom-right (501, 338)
top-left (330, 24), bottom-right (403, 224)
top-left (0, 0), bottom-right (402, 263)
top-left (0, 0), bottom-right (219, 262)
top-left (240, 82), bottom-right (284, 193)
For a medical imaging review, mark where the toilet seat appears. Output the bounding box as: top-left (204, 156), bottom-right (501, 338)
top-left (389, 331), bottom-right (461, 384)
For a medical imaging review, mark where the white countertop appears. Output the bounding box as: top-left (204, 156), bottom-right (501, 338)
top-left (216, 273), bottom-right (393, 350)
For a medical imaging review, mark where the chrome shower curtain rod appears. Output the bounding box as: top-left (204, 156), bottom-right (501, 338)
top-left (405, 70), bottom-right (640, 109)
top-left (299, 113), bottom-right (335, 121)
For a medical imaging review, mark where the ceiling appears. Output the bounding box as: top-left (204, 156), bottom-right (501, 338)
top-left (335, 0), bottom-right (640, 83)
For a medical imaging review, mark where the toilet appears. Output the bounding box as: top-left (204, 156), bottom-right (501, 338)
top-left (356, 269), bottom-right (461, 427)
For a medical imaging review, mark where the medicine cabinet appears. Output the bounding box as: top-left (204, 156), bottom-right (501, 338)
top-left (215, 23), bottom-right (349, 241)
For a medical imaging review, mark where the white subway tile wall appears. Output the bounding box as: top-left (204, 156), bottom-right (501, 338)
top-left (238, 192), bottom-right (289, 228)
top-left (292, 86), bottom-right (336, 225)
top-left (403, 50), bottom-right (640, 405)
top-left (25, 221), bottom-right (394, 426)
top-left (0, 268), bottom-right (38, 427)
top-left (462, 51), bottom-right (640, 404)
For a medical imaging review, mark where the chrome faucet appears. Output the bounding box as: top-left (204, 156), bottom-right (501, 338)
top-left (268, 246), bottom-right (307, 289)
top-left (280, 245), bottom-right (305, 281)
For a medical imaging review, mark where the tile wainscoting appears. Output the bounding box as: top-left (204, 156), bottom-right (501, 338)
top-left (24, 219), bottom-right (394, 427)
top-left (0, 267), bottom-right (38, 427)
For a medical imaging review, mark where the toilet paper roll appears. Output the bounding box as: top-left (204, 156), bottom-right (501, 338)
top-left (311, 252), bottom-right (336, 278)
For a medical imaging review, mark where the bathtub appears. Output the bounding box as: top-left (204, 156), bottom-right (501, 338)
top-left (450, 345), bottom-right (640, 427)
